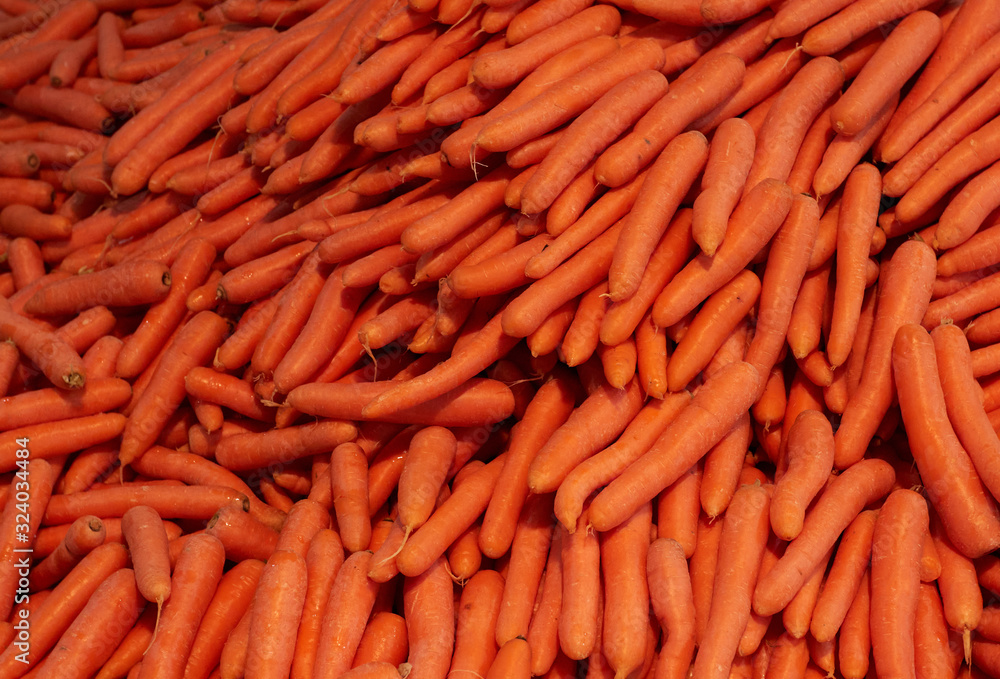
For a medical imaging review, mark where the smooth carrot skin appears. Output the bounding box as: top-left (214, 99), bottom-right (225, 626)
top-left (401, 556), bottom-right (455, 679)
top-left (834, 239), bottom-right (936, 469)
top-left (692, 118), bottom-right (755, 257)
top-left (770, 410), bottom-right (835, 541)
top-left (914, 581), bottom-right (964, 679)
top-left (589, 361), bottom-right (762, 532)
top-left (397, 426), bottom-right (457, 537)
top-left (396, 454), bottom-right (505, 577)
top-left (528, 375), bottom-right (644, 495)
top-left (827, 164), bottom-right (882, 369)
top-left (495, 493), bottom-right (555, 646)
top-left (290, 530), bottom-right (344, 679)
top-left (893, 323), bottom-right (1000, 558)
top-left (653, 179), bottom-right (793, 328)
top-left (449, 569), bottom-right (504, 678)
top-left (753, 458), bottom-right (895, 616)
top-left (871, 489), bottom-right (929, 679)
top-left (838, 568), bottom-right (871, 679)
top-left (594, 53), bottom-right (745, 189)
top-left (931, 516), bottom-right (983, 664)
top-left (608, 130), bottom-right (709, 302)
top-left (0, 308), bottom-right (85, 390)
top-left (526, 530), bottom-right (563, 676)
top-left (691, 483), bottom-right (772, 679)
top-left (35, 567), bottom-right (145, 679)
top-left (353, 611), bottom-right (408, 668)
top-left (486, 637), bottom-right (531, 679)
top-left (600, 501), bottom-right (651, 679)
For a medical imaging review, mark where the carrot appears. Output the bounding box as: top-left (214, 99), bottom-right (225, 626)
top-left (801, 0), bottom-right (940, 56)
top-left (691, 483), bottom-right (772, 679)
top-left (608, 131), bottom-right (708, 302)
top-left (352, 610), bottom-right (408, 668)
top-left (692, 118), bottom-right (755, 256)
top-left (893, 323), bottom-right (1000, 558)
top-left (769, 410), bottom-right (834, 541)
top-left (470, 5), bottom-right (622, 89)
top-left (396, 425), bottom-right (456, 545)
top-left (94, 606), bottom-right (156, 679)
top-left (393, 454), bottom-right (504, 577)
top-left (830, 11), bottom-right (941, 137)
top-left (527, 375), bottom-right (644, 495)
top-left (243, 550), bottom-right (309, 679)
top-left (589, 361), bottom-right (761, 532)
top-left (0, 307), bottom-right (85, 389)
top-left (809, 509), bottom-right (877, 642)
top-left (668, 269), bottom-right (760, 392)
top-left (558, 509), bottom-right (601, 661)
top-left (931, 515), bottom-right (983, 664)
top-left (0, 378), bottom-right (130, 432)
top-left (600, 501), bottom-right (651, 679)
top-left (931, 323), bottom-right (1000, 503)
top-left (837, 568), bottom-right (871, 679)
top-left (43, 484), bottom-right (249, 525)
top-left (812, 92), bottom-right (898, 198)
top-left (914, 581), bottom-right (965, 679)
top-left (743, 56), bottom-right (844, 195)
top-left (653, 179), bottom-right (793, 328)
top-left (870, 489), bottom-right (929, 679)
top-left (35, 567), bottom-right (144, 679)
top-left (594, 52), bottom-right (745, 189)
top-left (28, 515), bottom-right (105, 592)
top-left (400, 556), bottom-right (454, 679)
top-left (184, 559), bottom-right (265, 679)
top-left (206, 503), bottom-right (279, 562)
top-left (525, 529), bottom-right (563, 675)
top-left (753, 457), bottom-right (895, 616)
top-left (494, 493), bottom-right (555, 646)
top-left (646, 538), bottom-right (695, 679)
top-left (766, 0), bottom-right (854, 41)
top-left (834, 239), bottom-right (936, 469)
top-left (121, 505), bottom-right (170, 629)
top-left (519, 69), bottom-right (669, 216)
top-left (312, 550), bottom-right (381, 679)
top-left (446, 568), bottom-right (504, 677)
top-left (119, 311), bottom-right (229, 467)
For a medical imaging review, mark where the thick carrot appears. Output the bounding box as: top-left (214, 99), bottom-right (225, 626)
top-left (313, 550), bottom-right (381, 679)
top-left (401, 556), bottom-right (454, 679)
top-left (600, 501), bottom-right (651, 679)
top-left (692, 118), bottom-right (755, 257)
top-left (753, 458), bottom-right (895, 616)
top-left (770, 410), bottom-right (835, 541)
top-left (589, 361), bottom-right (762, 532)
top-left (834, 239), bottom-right (936, 469)
top-left (892, 323), bottom-right (1000, 558)
top-left (526, 530), bottom-right (563, 675)
top-left (870, 489), bottom-right (928, 679)
top-left (830, 11), bottom-right (941, 136)
top-left (691, 483), bottom-right (772, 679)
top-left (647, 538), bottom-right (695, 679)
top-left (121, 505), bottom-right (170, 624)
top-left (329, 443), bottom-right (371, 554)
top-left (243, 550), bottom-right (309, 679)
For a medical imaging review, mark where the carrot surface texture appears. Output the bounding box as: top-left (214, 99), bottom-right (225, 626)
top-left (1, 0), bottom-right (1000, 677)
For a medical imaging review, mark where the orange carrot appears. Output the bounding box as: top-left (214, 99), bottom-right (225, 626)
top-left (692, 118), bottom-right (755, 257)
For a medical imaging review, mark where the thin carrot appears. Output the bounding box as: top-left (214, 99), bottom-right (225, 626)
top-left (809, 509), bottom-right (877, 642)
top-left (801, 0), bottom-right (939, 55)
top-left (813, 92), bottom-right (898, 198)
top-left (495, 493), bottom-right (555, 646)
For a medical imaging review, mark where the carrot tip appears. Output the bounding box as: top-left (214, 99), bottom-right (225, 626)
top-left (64, 371), bottom-right (86, 389)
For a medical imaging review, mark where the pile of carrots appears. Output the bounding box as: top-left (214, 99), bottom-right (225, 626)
top-left (4, 0), bottom-right (1000, 676)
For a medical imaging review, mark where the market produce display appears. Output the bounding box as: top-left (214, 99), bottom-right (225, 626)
top-left (2, 0), bottom-right (1000, 676)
